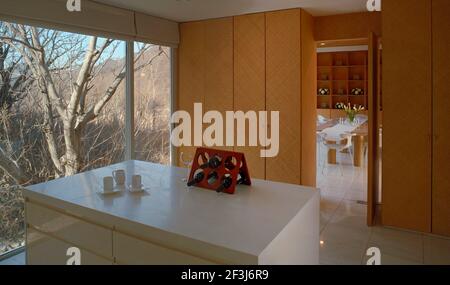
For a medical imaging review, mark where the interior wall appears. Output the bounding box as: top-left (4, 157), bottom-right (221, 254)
top-left (314, 12), bottom-right (381, 41)
top-left (177, 9), bottom-right (317, 185)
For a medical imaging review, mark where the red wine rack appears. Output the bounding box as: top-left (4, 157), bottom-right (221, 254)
top-left (187, 147), bottom-right (251, 194)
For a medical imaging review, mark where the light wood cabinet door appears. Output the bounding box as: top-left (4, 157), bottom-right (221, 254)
top-left (300, 10), bottom-right (317, 187)
top-left (432, 0), bottom-right (450, 237)
top-left (382, 0), bottom-right (432, 232)
top-left (178, 21), bottom-right (205, 166)
top-left (234, 13), bottom-right (266, 179)
top-left (204, 17), bottom-right (234, 151)
top-left (265, 9), bottom-right (301, 184)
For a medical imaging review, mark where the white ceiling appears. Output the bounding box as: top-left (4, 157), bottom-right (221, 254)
top-left (94, 0), bottom-right (370, 22)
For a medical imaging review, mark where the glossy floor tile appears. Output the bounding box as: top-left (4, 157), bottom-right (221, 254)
top-left (317, 142), bottom-right (450, 265)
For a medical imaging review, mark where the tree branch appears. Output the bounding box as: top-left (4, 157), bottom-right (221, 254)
top-left (0, 147), bottom-right (30, 184)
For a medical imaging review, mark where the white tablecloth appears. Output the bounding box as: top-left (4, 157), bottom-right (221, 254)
top-left (320, 117), bottom-right (368, 141)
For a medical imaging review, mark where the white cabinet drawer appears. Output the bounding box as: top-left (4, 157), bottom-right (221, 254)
top-left (27, 227), bottom-right (112, 265)
top-left (26, 202), bottom-right (113, 258)
top-left (113, 232), bottom-right (215, 265)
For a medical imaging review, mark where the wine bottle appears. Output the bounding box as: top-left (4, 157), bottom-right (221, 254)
top-left (206, 171), bottom-right (219, 184)
top-left (216, 176), bottom-right (233, 193)
top-left (187, 172), bottom-right (205, 186)
top-left (200, 155), bottom-right (221, 169)
top-left (236, 170), bottom-right (247, 185)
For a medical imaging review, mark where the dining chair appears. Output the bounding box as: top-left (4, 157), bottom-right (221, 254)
top-left (318, 132), bottom-right (354, 176)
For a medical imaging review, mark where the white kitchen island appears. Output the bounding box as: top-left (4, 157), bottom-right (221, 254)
top-left (23, 160), bottom-right (319, 265)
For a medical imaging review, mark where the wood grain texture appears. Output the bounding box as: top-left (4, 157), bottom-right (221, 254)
top-left (301, 10), bottom-right (317, 187)
top-left (432, 0), bottom-right (450, 237)
top-left (204, 17), bottom-right (234, 151)
top-left (233, 13), bottom-right (266, 179)
top-left (382, 0), bottom-right (432, 232)
top-left (178, 21), bottom-right (205, 166)
top-left (265, 9), bottom-right (301, 184)
top-left (314, 12), bottom-right (381, 41)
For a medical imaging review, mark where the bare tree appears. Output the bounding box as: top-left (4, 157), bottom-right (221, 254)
top-left (0, 23), bottom-right (155, 182)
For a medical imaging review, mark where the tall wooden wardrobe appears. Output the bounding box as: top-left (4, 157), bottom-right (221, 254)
top-left (177, 9), bottom-right (317, 187)
top-left (382, 0), bottom-right (450, 236)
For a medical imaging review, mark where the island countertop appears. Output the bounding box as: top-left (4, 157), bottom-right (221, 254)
top-left (23, 160), bottom-right (319, 264)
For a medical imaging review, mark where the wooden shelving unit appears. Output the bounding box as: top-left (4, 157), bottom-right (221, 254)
top-left (317, 51), bottom-right (368, 112)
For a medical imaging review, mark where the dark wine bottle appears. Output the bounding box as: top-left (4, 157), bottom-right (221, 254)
top-left (200, 155), bottom-right (221, 169)
top-left (236, 170), bottom-right (247, 185)
top-left (187, 172), bottom-right (205, 186)
top-left (216, 176), bottom-right (233, 193)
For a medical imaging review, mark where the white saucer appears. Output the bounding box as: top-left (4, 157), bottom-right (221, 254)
top-left (127, 184), bottom-right (149, 193)
top-left (98, 186), bottom-right (124, 196)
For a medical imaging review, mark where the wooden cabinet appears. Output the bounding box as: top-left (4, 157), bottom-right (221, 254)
top-left (177, 18), bottom-right (234, 164)
top-left (265, 9), bottom-right (301, 184)
top-left (300, 10), bottom-right (317, 187)
top-left (204, 17), bottom-right (233, 151)
top-left (382, 0), bottom-right (432, 233)
top-left (432, 0), bottom-right (450, 236)
top-left (233, 13), bottom-right (266, 179)
top-left (178, 9), bottom-right (316, 185)
top-left (178, 21), bottom-right (205, 165)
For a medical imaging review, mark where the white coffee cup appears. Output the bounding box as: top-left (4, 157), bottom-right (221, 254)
top-left (113, 169), bottom-right (126, 186)
top-left (131, 175), bottom-right (142, 190)
top-left (103, 176), bottom-right (114, 192)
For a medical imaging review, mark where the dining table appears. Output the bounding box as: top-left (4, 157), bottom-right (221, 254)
top-left (317, 117), bottom-right (368, 167)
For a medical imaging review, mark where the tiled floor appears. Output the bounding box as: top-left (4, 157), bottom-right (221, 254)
top-left (317, 143), bottom-right (450, 265)
top-left (1, 146), bottom-right (449, 265)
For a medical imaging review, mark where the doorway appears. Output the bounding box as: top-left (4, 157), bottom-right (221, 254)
top-left (315, 37), bottom-right (382, 229)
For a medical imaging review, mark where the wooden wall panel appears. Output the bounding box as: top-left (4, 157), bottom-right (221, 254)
top-left (234, 13), bottom-right (266, 179)
top-left (265, 9), bottom-right (301, 184)
top-left (300, 10), bottom-right (317, 187)
top-left (382, 0), bottom-right (432, 232)
top-left (314, 12), bottom-right (381, 41)
top-left (432, 0), bottom-right (450, 236)
top-left (177, 21), bottom-right (205, 166)
top-left (204, 17), bottom-right (234, 151)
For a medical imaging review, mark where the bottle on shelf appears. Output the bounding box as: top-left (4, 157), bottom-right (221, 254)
top-left (187, 172), bottom-right (205, 186)
top-left (199, 155), bottom-right (221, 169)
top-left (216, 176), bottom-right (233, 193)
top-left (236, 170), bottom-right (247, 185)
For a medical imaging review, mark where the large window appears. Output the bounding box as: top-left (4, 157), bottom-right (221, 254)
top-left (0, 22), bottom-right (171, 256)
top-left (134, 42), bottom-right (171, 164)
